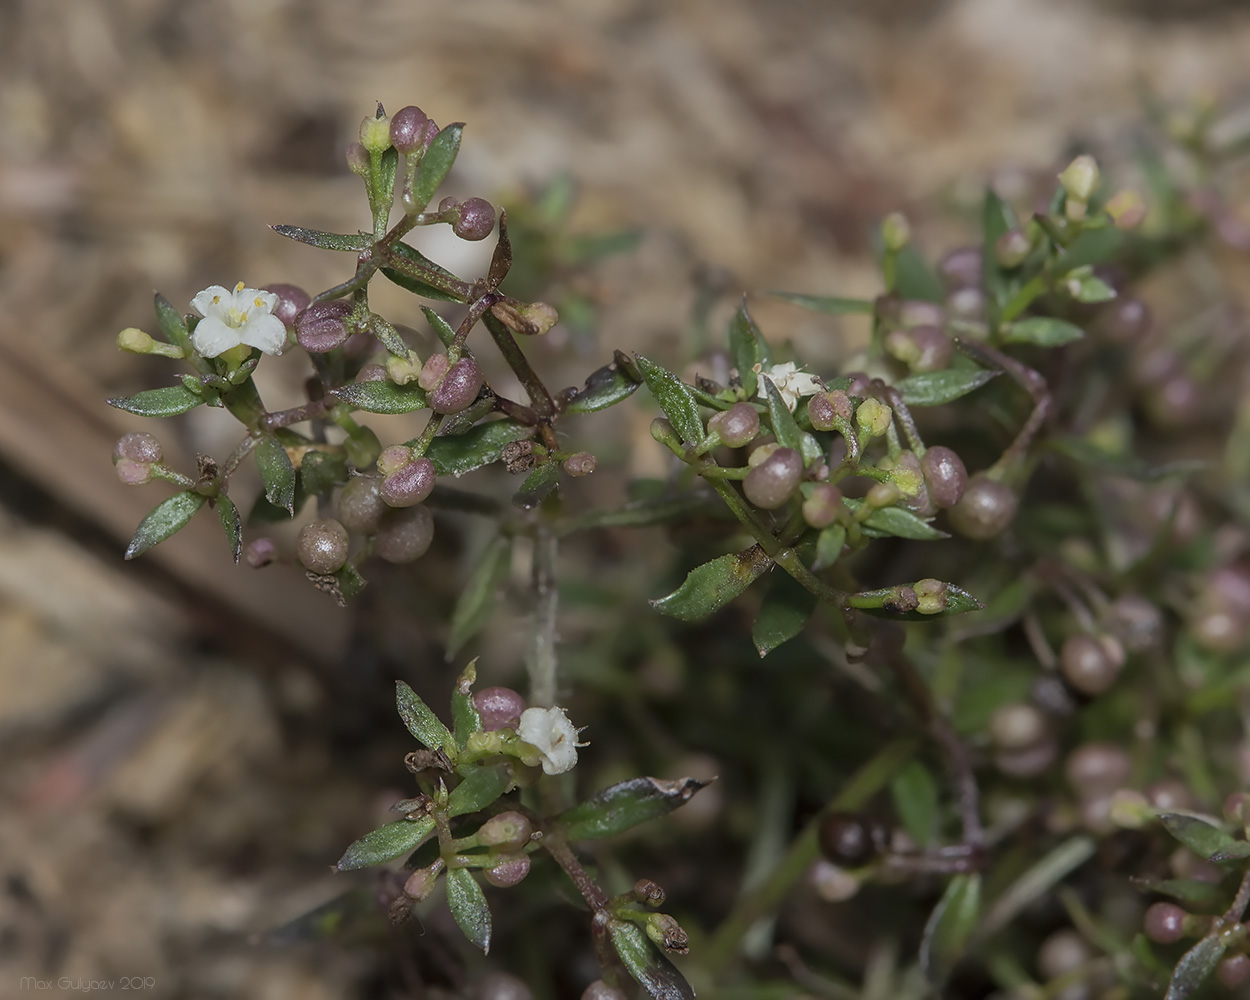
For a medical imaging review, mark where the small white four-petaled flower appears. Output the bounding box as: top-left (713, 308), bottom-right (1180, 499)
top-left (190, 282), bottom-right (287, 358)
top-left (516, 706), bottom-right (586, 775)
top-left (756, 362), bottom-right (822, 411)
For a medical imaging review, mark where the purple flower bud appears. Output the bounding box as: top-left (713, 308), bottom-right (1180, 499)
top-left (453, 197), bottom-right (496, 241)
top-left (1143, 902), bottom-right (1187, 944)
top-left (380, 456), bottom-right (436, 508)
top-left (375, 505), bottom-right (434, 563)
top-left (430, 357), bottom-right (484, 414)
top-left (244, 537), bottom-right (279, 568)
top-left (418, 352), bottom-right (450, 391)
top-left (708, 402), bottom-right (760, 447)
top-left (472, 686), bottom-right (525, 731)
top-left (802, 483), bottom-right (842, 529)
top-left (114, 431), bottom-right (163, 465)
top-left (114, 458), bottom-right (153, 485)
top-left (295, 300), bottom-right (352, 353)
top-left (263, 283), bottom-right (311, 327)
top-left (937, 246), bottom-right (983, 290)
top-left (743, 447), bottom-right (803, 510)
top-left (345, 142), bottom-right (369, 176)
top-left (355, 363), bottom-right (388, 382)
top-left (296, 518), bottom-right (350, 574)
top-left (389, 105), bottom-right (430, 154)
top-left (377, 445), bottom-right (414, 477)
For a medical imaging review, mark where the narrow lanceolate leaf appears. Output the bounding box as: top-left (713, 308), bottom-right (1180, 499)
top-left (982, 187), bottom-right (1019, 314)
top-left (254, 436), bottom-right (296, 515)
top-left (412, 123), bottom-right (464, 210)
top-left (369, 314), bottom-right (410, 358)
top-left (426, 420), bottom-right (531, 478)
top-left (650, 545), bottom-right (771, 621)
top-left (1158, 812), bottom-right (1242, 862)
top-left (564, 360), bottom-right (642, 414)
top-left (752, 572), bottom-right (817, 658)
top-left (861, 506), bottom-right (949, 541)
top-left (728, 298), bottom-right (772, 399)
top-left (512, 461), bottom-right (559, 510)
top-left (768, 291), bottom-right (875, 316)
top-left (608, 919), bottom-right (695, 1000)
top-left (450, 661), bottom-right (482, 743)
top-left (270, 225), bottom-right (372, 252)
top-left (445, 868), bottom-right (491, 954)
top-left (447, 537), bottom-right (512, 659)
top-left (447, 765), bottom-right (510, 817)
top-left (813, 523), bottom-right (846, 572)
top-left (335, 816), bottom-right (435, 871)
top-left (1002, 316), bottom-right (1085, 347)
top-left (1128, 877), bottom-right (1226, 910)
top-left (153, 292), bottom-right (193, 353)
top-left (395, 680), bottom-right (456, 756)
top-left (891, 760), bottom-right (940, 846)
top-left (761, 376), bottom-right (803, 453)
top-left (894, 369), bottom-right (998, 407)
top-left (333, 380), bottom-right (428, 414)
top-left (894, 245), bottom-right (944, 302)
top-left (107, 384), bottom-right (204, 417)
top-left (215, 494), bottom-right (241, 564)
top-left (557, 777), bottom-right (710, 841)
top-left (421, 305), bottom-right (457, 347)
top-left (636, 355), bottom-right (703, 446)
top-left (921, 873), bottom-right (982, 987)
top-left (1165, 934), bottom-right (1228, 1000)
top-left (384, 241), bottom-right (472, 302)
top-left (125, 491), bottom-right (206, 560)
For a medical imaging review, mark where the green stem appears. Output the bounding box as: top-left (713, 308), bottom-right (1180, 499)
top-left (527, 529), bottom-right (559, 708)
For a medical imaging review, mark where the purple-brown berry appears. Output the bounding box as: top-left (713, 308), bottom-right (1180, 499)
top-left (430, 357), bottom-right (484, 414)
top-left (743, 447), bottom-right (804, 510)
top-left (380, 456), bottom-right (436, 508)
top-left (297, 518), bottom-right (350, 574)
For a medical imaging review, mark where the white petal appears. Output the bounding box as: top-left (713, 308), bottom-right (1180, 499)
top-left (191, 285), bottom-right (233, 319)
top-left (191, 316), bottom-right (242, 358)
top-left (244, 288), bottom-right (279, 312)
top-left (239, 313), bottom-right (288, 355)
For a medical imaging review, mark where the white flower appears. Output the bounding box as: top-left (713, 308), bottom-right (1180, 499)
top-left (756, 362), bottom-right (822, 411)
top-left (517, 706), bottom-right (586, 775)
top-left (190, 282), bottom-right (287, 358)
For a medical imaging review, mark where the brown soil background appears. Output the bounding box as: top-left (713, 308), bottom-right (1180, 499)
top-left (2, 1), bottom-right (1249, 997)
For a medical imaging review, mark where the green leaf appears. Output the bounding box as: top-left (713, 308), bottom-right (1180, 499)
top-left (1002, 316), bottom-right (1085, 347)
top-left (1208, 840), bottom-right (1250, 863)
top-left (384, 241), bottom-right (471, 302)
top-left (636, 355), bottom-right (703, 445)
top-left (254, 436), bottom-right (296, 515)
top-left (608, 919), bottom-right (695, 1000)
top-left (1050, 437), bottom-right (1206, 482)
top-left (846, 582), bottom-right (983, 622)
top-left (1070, 274), bottom-right (1117, 304)
top-left (107, 384), bottom-right (205, 418)
top-left (447, 537), bottom-right (512, 659)
top-left (271, 225), bottom-right (372, 252)
top-left (813, 524), bottom-right (846, 572)
top-left (565, 360), bottom-right (642, 414)
top-left (153, 293), bottom-right (193, 353)
top-left (445, 867), bottom-right (491, 954)
top-left (982, 188), bottom-right (1019, 313)
top-left (650, 545), bottom-right (771, 621)
top-left (215, 494), bottom-right (241, 564)
top-left (1165, 934), bottom-right (1228, 1000)
top-left (381, 266), bottom-right (467, 303)
top-left (125, 491), bottom-right (207, 560)
top-left (412, 123), bottom-right (463, 209)
top-left (1129, 877), bottom-right (1228, 910)
top-left (978, 836), bottom-right (1095, 940)
top-left (728, 299), bottom-right (772, 398)
top-left (395, 680), bottom-right (456, 756)
top-left (299, 450), bottom-right (349, 498)
top-left (556, 776), bottom-right (710, 841)
top-left (894, 245), bottom-right (944, 302)
top-left (761, 376), bottom-right (803, 454)
top-left (333, 561), bottom-right (367, 601)
top-left (369, 313), bottom-right (410, 358)
top-left (1158, 812), bottom-right (1242, 862)
top-left (421, 305), bottom-right (457, 347)
top-left (512, 461), bottom-right (559, 510)
top-left (335, 816), bottom-right (435, 871)
top-left (921, 873), bottom-right (982, 987)
top-left (448, 765), bottom-right (510, 817)
top-left (426, 420), bottom-right (531, 477)
top-left (891, 759), bottom-right (940, 846)
top-left (333, 379), bottom-right (429, 414)
top-left (752, 572), bottom-right (816, 658)
top-left (861, 506), bottom-right (948, 540)
top-left (450, 661), bottom-right (482, 744)
top-left (895, 369), bottom-right (998, 406)
top-left (768, 291), bottom-right (875, 316)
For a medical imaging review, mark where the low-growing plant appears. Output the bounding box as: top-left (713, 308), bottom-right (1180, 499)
top-left (110, 99), bottom-right (1250, 998)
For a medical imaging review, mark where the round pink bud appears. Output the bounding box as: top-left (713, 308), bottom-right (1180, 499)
top-left (295, 300), bottom-right (352, 353)
top-left (1218, 954), bottom-right (1250, 990)
top-left (454, 198), bottom-right (496, 241)
top-left (430, 357), bottom-right (484, 414)
top-left (244, 537), bottom-right (279, 568)
top-left (377, 445), bottom-right (414, 477)
top-left (297, 519), bottom-right (350, 574)
top-left (345, 142), bottom-right (369, 176)
top-left (563, 451), bottom-right (597, 476)
top-left (114, 431), bottom-right (163, 465)
top-left (114, 458), bottom-right (153, 485)
top-left (802, 483), bottom-right (843, 529)
top-left (937, 246), bottom-right (982, 290)
top-left (478, 811), bottom-right (533, 850)
top-left (743, 447), bottom-right (804, 510)
top-left (403, 865), bottom-right (439, 902)
top-left (381, 456), bottom-right (436, 508)
top-left (418, 352), bottom-right (451, 391)
top-left (1143, 901), bottom-right (1187, 944)
top-left (709, 402), bottom-right (760, 447)
top-left (472, 687), bottom-right (525, 731)
top-left (482, 854), bottom-right (531, 888)
top-left (355, 363), bottom-right (388, 382)
top-left (375, 506), bottom-right (434, 564)
top-left (389, 105), bottom-right (430, 154)
top-left (264, 283), bottom-right (311, 327)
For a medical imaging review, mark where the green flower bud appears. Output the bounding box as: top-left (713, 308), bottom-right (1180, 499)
top-left (1058, 154), bottom-right (1100, 204)
top-left (881, 212), bottom-right (911, 252)
top-left (855, 398), bottom-right (892, 438)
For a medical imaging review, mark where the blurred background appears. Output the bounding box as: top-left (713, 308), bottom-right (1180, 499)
top-left (2, 0), bottom-right (1250, 997)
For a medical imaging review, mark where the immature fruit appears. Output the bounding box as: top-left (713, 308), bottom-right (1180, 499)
top-left (454, 197), bottom-right (496, 241)
top-left (113, 431), bottom-right (162, 465)
top-left (472, 686), bottom-right (525, 731)
top-left (336, 477), bottom-right (386, 534)
top-left (1059, 634), bottom-right (1121, 696)
top-left (297, 519), bottom-right (350, 574)
top-left (430, 357), bottom-right (484, 414)
top-left (807, 390), bottom-right (852, 431)
top-left (743, 447), bottom-right (803, 509)
top-left (389, 105), bottom-right (436, 155)
top-left (708, 402), bottom-right (760, 447)
top-left (479, 811), bottom-right (533, 850)
top-left (1142, 901), bottom-right (1187, 944)
top-left (920, 446), bottom-right (967, 511)
top-left (263, 283), bottom-right (311, 327)
top-left (294, 300), bottom-right (352, 353)
top-left (948, 474), bottom-right (1017, 539)
top-left (937, 246), bottom-right (982, 290)
top-left (817, 811), bottom-right (879, 867)
top-left (482, 854), bottom-right (531, 888)
top-left (380, 456), bottom-right (436, 508)
top-left (375, 506), bottom-right (434, 563)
